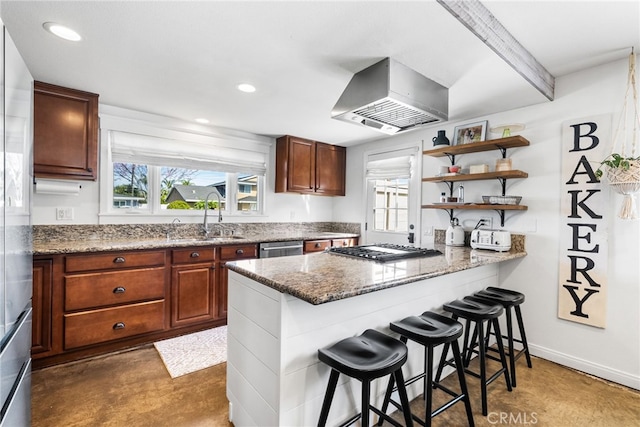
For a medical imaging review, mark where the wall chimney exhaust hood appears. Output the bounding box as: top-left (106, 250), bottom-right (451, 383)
top-left (331, 58), bottom-right (448, 135)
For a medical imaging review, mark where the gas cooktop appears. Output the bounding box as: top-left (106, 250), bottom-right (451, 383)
top-left (327, 243), bottom-right (442, 262)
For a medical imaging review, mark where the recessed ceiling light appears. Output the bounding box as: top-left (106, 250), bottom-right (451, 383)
top-left (195, 118), bottom-right (210, 124)
top-left (43, 22), bottom-right (82, 41)
top-left (237, 83), bottom-right (256, 93)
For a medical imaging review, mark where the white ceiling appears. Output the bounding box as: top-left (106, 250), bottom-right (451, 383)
top-left (1, 1), bottom-right (639, 146)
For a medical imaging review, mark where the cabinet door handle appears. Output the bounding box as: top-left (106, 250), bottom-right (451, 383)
top-left (236, 249), bottom-right (244, 255)
top-left (113, 286), bottom-right (126, 294)
top-left (190, 252), bottom-right (200, 258)
top-left (113, 322), bottom-right (126, 330)
top-left (113, 257), bottom-right (126, 263)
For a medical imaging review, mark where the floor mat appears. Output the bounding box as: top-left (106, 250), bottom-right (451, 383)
top-left (154, 326), bottom-right (227, 378)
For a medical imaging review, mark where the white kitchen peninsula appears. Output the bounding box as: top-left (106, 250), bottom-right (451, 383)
top-left (225, 245), bottom-right (526, 426)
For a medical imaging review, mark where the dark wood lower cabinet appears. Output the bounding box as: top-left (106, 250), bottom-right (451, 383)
top-left (216, 244), bottom-right (258, 320)
top-left (32, 259), bottom-right (53, 355)
top-left (217, 263), bottom-right (230, 319)
top-left (171, 263), bottom-right (217, 327)
top-left (31, 244), bottom-right (259, 369)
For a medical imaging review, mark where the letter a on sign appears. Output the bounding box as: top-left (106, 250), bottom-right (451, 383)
top-left (559, 115), bottom-right (610, 328)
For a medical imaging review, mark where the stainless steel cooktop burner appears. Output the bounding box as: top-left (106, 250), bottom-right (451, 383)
top-left (327, 243), bottom-right (441, 262)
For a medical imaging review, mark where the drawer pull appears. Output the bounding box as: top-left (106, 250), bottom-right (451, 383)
top-left (190, 252), bottom-right (200, 258)
top-left (236, 249), bottom-right (244, 255)
top-left (113, 257), bottom-right (126, 264)
top-left (113, 322), bottom-right (126, 330)
top-left (315, 242), bottom-right (321, 248)
top-left (113, 286), bottom-right (126, 294)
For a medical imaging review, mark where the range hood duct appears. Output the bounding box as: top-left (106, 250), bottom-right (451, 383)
top-left (331, 58), bottom-right (448, 135)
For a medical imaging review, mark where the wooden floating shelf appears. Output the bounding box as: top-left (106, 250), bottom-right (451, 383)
top-left (422, 204), bottom-right (528, 211)
top-left (423, 135), bottom-right (529, 158)
top-left (422, 170), bottom-right (528, 183)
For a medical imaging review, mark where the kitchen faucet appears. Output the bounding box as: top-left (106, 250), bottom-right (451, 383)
top-left (202, 190), bottom-right (223, 237)
top-left (166, 218), bottom-right (181, 240)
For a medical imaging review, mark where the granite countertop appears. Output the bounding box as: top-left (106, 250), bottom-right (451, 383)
top-left (32, 231), bottom-right (359, 255)
top-left (226, 245), bottom-right (527, 305)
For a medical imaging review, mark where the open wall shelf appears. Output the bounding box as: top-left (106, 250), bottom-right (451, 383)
top-left (423, 135), bottom-right (529, 161)
top-left (422, 170), bottom-right (528, 183)
top-left (422, 135), bottom-right (530, 226)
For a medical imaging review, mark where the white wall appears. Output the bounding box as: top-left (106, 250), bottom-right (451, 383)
top-left (339, 56), bottom-right (640, 389)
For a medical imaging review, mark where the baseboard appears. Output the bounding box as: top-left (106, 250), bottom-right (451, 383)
top-left (529, 343), bottom-right (640, 390)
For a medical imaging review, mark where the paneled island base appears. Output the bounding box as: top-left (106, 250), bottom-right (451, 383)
top-left (227, 263), bottom-right (501, 426)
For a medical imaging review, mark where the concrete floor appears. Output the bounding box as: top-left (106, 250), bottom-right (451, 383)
top-left (32, 345), bottom-right (639, 427)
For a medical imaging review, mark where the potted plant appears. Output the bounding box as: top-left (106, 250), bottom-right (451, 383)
top-left (595, 153), bottom-right (640, 180)
top-left (595, 153), bottom-right (640, 219)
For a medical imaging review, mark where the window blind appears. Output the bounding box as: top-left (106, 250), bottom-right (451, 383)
top-left (110, 130), bottom-right (268, 175)
top-left (365, 148), bottom-right (416, 179)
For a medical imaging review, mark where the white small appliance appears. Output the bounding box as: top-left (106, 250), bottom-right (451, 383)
top-left (445, 218), bottom-right (465, 246)
top-left (470, 229), bottom-right (512, 252)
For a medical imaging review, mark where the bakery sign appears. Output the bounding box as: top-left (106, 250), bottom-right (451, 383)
top-left (559, 115), bottom-right (610, 328)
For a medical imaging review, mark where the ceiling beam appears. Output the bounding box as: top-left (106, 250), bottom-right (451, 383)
top-left (437, 0), bottom-right (555, 100)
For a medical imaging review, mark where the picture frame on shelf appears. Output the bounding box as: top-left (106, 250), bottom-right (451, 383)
top-left (453, 120), bottom-right (488, 145)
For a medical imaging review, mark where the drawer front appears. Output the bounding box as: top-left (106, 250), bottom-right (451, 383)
top-left (64, 267), bottom-right (166, 311)
top-left (219, 244), bottom-right (258, 261)
top-left (172, 248), bottom-right (215, 264)
top-left (64, 300), bottom-right (165, 349)
top-left (331, 238), bottom-right (356, 248)
top-left (304, 240), bottom-right (331, 253)
top-left (65, 250), bottom-right (166, 273)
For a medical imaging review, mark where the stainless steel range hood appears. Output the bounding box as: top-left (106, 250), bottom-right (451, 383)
top-left (331, 58), bottom-right (448, 135)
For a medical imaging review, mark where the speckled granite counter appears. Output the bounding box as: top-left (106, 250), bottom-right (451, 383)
top-left (32, 222), bottom-right (359, 255)
top-left (33, 232), bottom-right (359, 255)
top-left (227, 244), bottom-right (526, 305)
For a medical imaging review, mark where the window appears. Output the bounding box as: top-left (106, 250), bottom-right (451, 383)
top-left (372, 178), bottom-right (409, 232)
top-left (161, 167), bottom-right (227, 210)
top-left (102, 124), bottom-right (270, 217)
top-left (111, 163), bottom-right (261, 215)
top-left (236, 175), bottom-right (258, 211)
top-left (113, 163), bottom-right (148, 209)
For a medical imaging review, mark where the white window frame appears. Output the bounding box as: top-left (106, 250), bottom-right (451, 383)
top-left (98, 106), bottom-right (270, 221)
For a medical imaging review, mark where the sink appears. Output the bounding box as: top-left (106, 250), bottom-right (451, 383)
top-left (204, 235), bottom-right (246, 240)
top-left (167, 235), bottom-right (248, 243)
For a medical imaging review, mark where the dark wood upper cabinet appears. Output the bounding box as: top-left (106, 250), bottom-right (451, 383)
top-left (34, 81), bottom-right (99, 181)
top-left (315, 142), bottom-right (346, 196)
top-left (275, 135), bottom-right (346, 196)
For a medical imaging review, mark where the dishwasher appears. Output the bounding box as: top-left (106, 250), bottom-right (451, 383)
top-left (259, 241), bottom-right (304, 258)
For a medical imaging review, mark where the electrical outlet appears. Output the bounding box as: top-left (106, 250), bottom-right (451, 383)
top-left (56, 207), bottom-right (74, 220)
top-left (479, 216), bottom-right (493, 229)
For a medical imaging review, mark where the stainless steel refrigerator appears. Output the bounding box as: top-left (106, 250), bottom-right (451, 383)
top-left (0, 19), bottom-right (33, 426)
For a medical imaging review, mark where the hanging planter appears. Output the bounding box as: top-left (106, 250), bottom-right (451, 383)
top-left (596, 49), bottom-right (640, 219)
top-left (597, 155), bottom-right (640, 218)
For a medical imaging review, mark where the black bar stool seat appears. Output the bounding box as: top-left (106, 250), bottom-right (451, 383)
top-left (379, 312), bottom-right (474, 427)
top-left (436, 296), bottom-right (512, 416)
top-left (472, 287), bottom-right (532, 387)
top-left (318, 329), bottom-right (414, 427)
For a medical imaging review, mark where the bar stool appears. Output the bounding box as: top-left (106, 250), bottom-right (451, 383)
top-left (435, 297), bottom-right (512, 416)
top-left (378, 311), bottom-right (475, 427)
top-left (471, 287), bottom-right (532, 387)
top-left (317, 329), bottom-right (414, 427)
